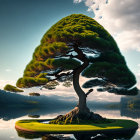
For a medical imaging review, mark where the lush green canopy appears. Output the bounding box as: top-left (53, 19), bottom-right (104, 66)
top-left (16, 14), bottom-right (137, 95)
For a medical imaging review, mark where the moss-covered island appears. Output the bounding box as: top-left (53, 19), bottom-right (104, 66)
top-left (12, 14), bottom-right (139, 131)
top-left (15, 119), bottom-right (138, 134)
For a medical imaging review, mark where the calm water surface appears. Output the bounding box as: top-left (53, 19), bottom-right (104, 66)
top-left (0, 105), bottom-right (140, 140)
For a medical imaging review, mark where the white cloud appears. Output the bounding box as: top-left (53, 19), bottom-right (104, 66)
top-left (73, 0), bottom-right (83, 3)
top-left (74, 0), bottom-right (140, 52)
top-left (5, 69), bottom-right (12, 72)
top-left (137, 71), bottom-right (140, 76)
top-left (85, 0), bottom-right (107, 13)
top-left (0, 76), bottom-right (120, 103)
top-left (115, 30), bottom-right (140, 52)
top-left (73, 0), bottom-right (140, 91)
top-left (138, 128), bottom-right (140, 136)
top-left (10, 136), bottom-right (15, 139)
top-left (137, 64), bottom-right (140, 67)
top-left (136, 74), bottom-right (140, 89)
top-left (136, 64), bottom-right (140, 85)
top-left (0, 80), bottom-right (16, 89)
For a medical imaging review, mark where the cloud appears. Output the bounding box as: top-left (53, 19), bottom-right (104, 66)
top-left (0, 77), bottom-right (121, 102)
top-left (5, 69), bottom-right (12, 72)
top-left (0, 76), bottom-right (120, 103)
top-left (0, 77), bottom-right (119, 103)
top-left (137, 71), bottom-right (140, 76)
top-left (73, 0), bottom-right (140, 52)
top-left (137, 64), bottom-right (140, 67)
top-left (73, 0), bottom-right (82, 3)
top-left (10, 136), bottom-right (15, 139)
top-left (136, 64), bottom-right (140, 88)
top-left (136, 74), bottom-right (140, 89)
top-left (115, 30), bottom-right (140, 52)
top-left (0, 80), bottom-right (16, 89)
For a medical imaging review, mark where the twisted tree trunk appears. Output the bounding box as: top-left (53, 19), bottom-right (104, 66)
top-left (73, 61), bottom-right (90, 115)
top-left (49, 44), bottom-right (105, 124)
top-left (49, 61), bottom-right (101, 124)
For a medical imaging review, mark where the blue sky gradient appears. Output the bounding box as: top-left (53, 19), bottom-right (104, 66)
top-left (0, 0), bottom-right (93, 80)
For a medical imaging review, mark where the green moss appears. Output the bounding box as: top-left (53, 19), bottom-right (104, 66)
top-left (35, 73), bottom-right (47, 78)
top-left (32, 42), bottom-right (68, 61)
top-left (15, 119), bottom-right (138, 133)
top-left (44, 58), bottom-right (54, 66)
top-left (41, 14), bottom-right (119, 52)
top-left (4, 84), bottom-right (24, 92)
top-left (16, 77), bottom-right (48, 88)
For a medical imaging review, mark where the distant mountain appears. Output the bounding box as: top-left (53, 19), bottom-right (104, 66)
top-left (0, 89), bottom-right (75, 120)
top-left (0, 90), bottom-right (120, 120)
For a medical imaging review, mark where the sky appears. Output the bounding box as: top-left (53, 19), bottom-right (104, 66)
top-left (0, 0), bottom-right (140, 101)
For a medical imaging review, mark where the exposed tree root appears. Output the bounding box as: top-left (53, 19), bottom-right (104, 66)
top-left (49, 107), bottom-right (109, 124)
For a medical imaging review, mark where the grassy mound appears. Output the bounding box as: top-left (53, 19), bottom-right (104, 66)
top-left (15, 119), bottom-right (138, 134)
top-left (4, 84), bottom-right (24, 92)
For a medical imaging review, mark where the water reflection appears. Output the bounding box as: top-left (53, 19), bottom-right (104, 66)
top-left (120, 95), bottom-right (140, 119)
top-left (15, 128), bottom-right (137, 140)
top-left (1, 101), bottom-right (140, 121)
top-left (0, 95), bottom-right (140, 140)
top-left (0, 102), bottom-right (74, 121)
top-left (0, 90), bottom-right (75, 120)
top-left (1, 90), bottom-right (140, 121)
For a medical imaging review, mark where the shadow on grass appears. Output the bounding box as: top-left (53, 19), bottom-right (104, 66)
top-left (16, 127), bottom-right (137, 140)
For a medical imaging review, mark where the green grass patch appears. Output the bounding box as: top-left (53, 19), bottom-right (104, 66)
top-left (4, 84), bottom-right (24, 92)
top-left (15, 119), bottom-right (138, 133)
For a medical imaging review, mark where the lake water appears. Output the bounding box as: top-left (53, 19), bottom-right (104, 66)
top-left (0, 104), bottom-right (140, 140)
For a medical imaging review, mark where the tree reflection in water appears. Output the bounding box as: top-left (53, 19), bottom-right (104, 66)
top-left (16, 128), bottom-right (137, 140)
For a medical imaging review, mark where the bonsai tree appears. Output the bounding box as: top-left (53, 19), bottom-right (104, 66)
top-left (16, 14), bottom-right (138, 123)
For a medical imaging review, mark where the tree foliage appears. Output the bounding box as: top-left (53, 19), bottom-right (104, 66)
top-left (16, 14), bottom-right (137, 95)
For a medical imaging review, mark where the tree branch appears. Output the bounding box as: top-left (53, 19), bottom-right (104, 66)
top-left (46, 69), bottom-right (64, 76)
top-left (56, 71), bottom-right (73, 79)
top-left (54, 54), bottom-right (78, 59)
top-left (72, 43), bottom-right (90, 98)
top-left (80, 48), bottom-right (99, 54)
top-left (73, 43), bottom-right (87, 62)
top-left (86, 89), bottom-right (93, 97)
